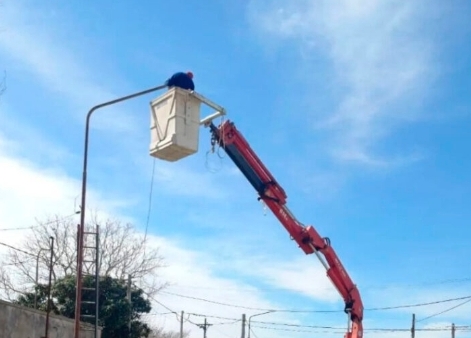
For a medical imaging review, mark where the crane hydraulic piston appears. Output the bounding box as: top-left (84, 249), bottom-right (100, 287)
top-left (208, 120), bottom-right (364, 338)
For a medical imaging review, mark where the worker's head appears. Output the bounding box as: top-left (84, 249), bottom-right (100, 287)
top-left (186, 71), bottom-right (194, 79)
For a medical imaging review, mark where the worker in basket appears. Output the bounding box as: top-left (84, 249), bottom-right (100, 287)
top-left (165, 71), bottom-right (195, 91)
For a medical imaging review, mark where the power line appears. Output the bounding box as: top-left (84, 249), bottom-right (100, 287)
top-left (252, 321), bottom-right (471, 332)
top-left (2, 258), bottom-right (35, 267)
top-left (132, 300), bottom-right (471, 334)
top-left (252, 321), bottom-right (342, 330)
top-left (160, 291), bottom-right (284, 311)
top-left (142, 290), bottom-right (178, 316)
top-left (142, 311), bottom-right (177, 316)
top-left (160, 290), bottom-right (471, 313)
top-left (250, 324), bottom-right (471, 333)
top-left (417, 298), bottom-right (471, 323)
top-left (187, 313), bottom-right (241, 322)
top-left (0, 211), bottom-right (80, 231)
top-left (144, 311), bottom-right (243, 326)
top-left (169, 276), bottom-right (471, 293)
top-left (0, 226), bottom-right (35, 231)
top-left (250, 325), bottom-right (344, 334)
top-left (164, 275), bottom-right (471, 309)
top-left (367, 295), bottom-right (471, 311)
top-left (136, 283), bottom-right (199, 327)
top-left (144, 158), bottom-right (156, 240)
top-left (187, 313), bottom-right (241, 326)
top-left (0, 242), bottom-right (36, 256)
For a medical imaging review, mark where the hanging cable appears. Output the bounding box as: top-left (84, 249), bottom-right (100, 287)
top-left (136, 301), bottom-right (471, 334)
top-left (144, 157), bottom-right (156, 241)
top-left (367, 295), bottom-right (471, 311)
top-left (416, 298), bottom-right (471, 323)
top-left (0, 226), bottom-right (35, 231)
top-left (135, 283), bottom-right (198, 326)
top-left (168, 275), bottom-right (471, 293)
top-left (2, 258), bottom-right (36, 267)
top-left (0, 212), bottom-right (79, 231)
top-left (205, 124), bottom-right (223, 173)
top-left (160, 290), bottom-right (471, 313)
top-left (250, 324), bottom-right (470, 333)
top-left (0, 242), bottom-right (36, 256)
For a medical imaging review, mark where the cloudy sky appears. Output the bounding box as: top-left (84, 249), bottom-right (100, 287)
top-left (1, 0), bottom-right (471, 337)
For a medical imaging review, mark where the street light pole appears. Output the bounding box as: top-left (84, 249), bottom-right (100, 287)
top-left (44, 236), bottom-right (54, 338)
top-left (34, 247), bottom-right (49, 309)
top-left (248, 311), bottom-right (274, 338)
top-left (74, 84), bottom-right (167, 338)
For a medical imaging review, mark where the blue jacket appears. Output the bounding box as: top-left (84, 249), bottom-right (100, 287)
top-left (165, 72), bottom-right (195, 91)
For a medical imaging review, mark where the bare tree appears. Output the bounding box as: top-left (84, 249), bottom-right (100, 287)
top-left (0, 210), bottom-right (167, 300)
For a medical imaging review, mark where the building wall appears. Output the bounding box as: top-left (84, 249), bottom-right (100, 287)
top-left (0, 299), bottom-right (101, 338)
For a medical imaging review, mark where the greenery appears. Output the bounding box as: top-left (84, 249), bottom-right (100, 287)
top-left (1, 213), bottom-right (165, 301)
top-left (16, 275), bottom-right (153, 338)
top-left (6, 212), bottom-right (176, 338)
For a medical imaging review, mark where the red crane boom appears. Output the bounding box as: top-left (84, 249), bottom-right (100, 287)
top-left (209, 120), bottom-right (363, 338)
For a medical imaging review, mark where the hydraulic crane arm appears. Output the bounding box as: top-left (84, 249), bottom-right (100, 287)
top-left (209, 120), bottom-right (364, 338)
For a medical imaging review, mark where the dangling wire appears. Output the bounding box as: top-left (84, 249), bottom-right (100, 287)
top-left (204, 114), bottom-right (226, 173)
top-left (205, 150), bottom-right (223, 173)
top-left (144, 158), bottom-right (156, 241)
top-left (216, 115), bottom-right (226, 159)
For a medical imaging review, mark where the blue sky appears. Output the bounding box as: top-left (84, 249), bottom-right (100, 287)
top-left (1, 0), bottom-right (471, 337)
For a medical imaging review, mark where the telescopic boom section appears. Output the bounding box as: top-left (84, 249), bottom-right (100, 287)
top-left (209, 120), bottom-right (364, 338)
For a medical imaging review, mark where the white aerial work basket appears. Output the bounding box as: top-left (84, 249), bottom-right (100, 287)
top-left (149, 87), bottom-right (226, 162)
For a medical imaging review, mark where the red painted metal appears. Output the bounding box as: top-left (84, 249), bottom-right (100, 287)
top-left (212, 120), bottom-right (364, 338)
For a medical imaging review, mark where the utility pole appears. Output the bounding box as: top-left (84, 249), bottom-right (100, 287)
top-left (127, 274), bottom-right (132, 336)
top-left (452, 323), bottom-right (455, 338)
top-left (94, 225), bottom-right (100, 338)
top-left (43, 236), bottom-right (54, 338)
top-left (241, 314), bottom-right (246, 338)
top-left (180, 311), bottom-right (184, 338)
top-left (34, 247), bottom-right (49, 309)
top-left (411, 313), bottom-right (415, 338)
top-left (197, 318), bottom-right (212, 338)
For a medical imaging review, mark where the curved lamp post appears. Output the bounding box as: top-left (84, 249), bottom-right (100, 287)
top-left (248, 310), bottom-right (275, 338)
top-left (74, 84), bottom-right (167, 338)
top-left (74, 82), bottom-right (226, 338)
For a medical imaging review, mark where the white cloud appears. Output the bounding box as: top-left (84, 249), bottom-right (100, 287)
top-left (0, 132), bottom-right (133, 252)
top-left (139, 235), bottom-right (348, 338)
top-left (0, 1), bottom-right (140, 134)
top-left (0, 130), bottom-right (340, 338)
top-left (224, 255), bottom-right (340, 304)
top-left (0, 3), bottom-right (468, 338)
top-left (0, 134), bottom-right (289, 337)
top-left (1, 125), bottom-right (468, 338)
top-left (0, 126), bottom-right (348, 338)
top-left (0, 0), bottom-right (233, 205)
top-left (248, 0), bottom-right (438, 167)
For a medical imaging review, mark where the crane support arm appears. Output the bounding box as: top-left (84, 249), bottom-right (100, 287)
top-left (209, 120), bottom-right (363, 338)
